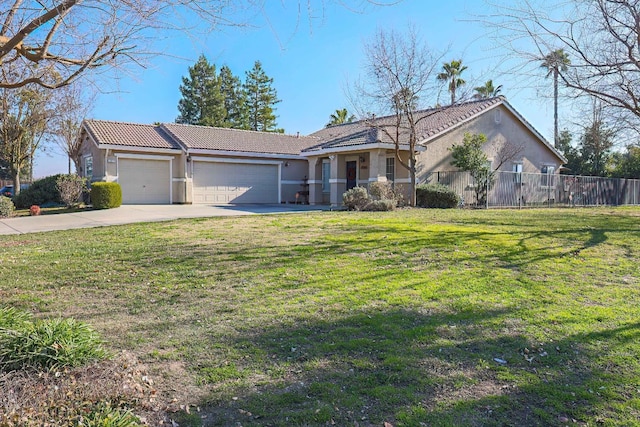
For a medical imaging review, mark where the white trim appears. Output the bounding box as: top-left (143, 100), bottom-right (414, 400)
top-left (393, 178), bottom-right (411, 184)
top-left (191, 156), bottom-right (282, 165)
top-left (308, 179), bottom-right (322, 184)
top-left (188, 149), bottom-right (303, 160)
top-left (329, 179), bottom-right (347, 184)
top-left (277, 164), bottom-right (282, 202)
top-left (282, 180), bottom-right (305, 185)
top-left (172, 178), bottom-right (187, 182)
top-left (115, 153), bottom-right (175, 160)
top-left (369, 177), bottom-right (388, 182)
top-left (100, 145), bottom-right (181, 155)
top-left (301, 142), bottom-right (424, 157)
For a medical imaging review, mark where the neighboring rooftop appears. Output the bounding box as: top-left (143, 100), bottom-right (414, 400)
top-left (83, 120), bottom-right (181, 150)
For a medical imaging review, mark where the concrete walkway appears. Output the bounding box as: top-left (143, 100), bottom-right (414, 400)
top-left (0, 204), bottom-right (328, 235)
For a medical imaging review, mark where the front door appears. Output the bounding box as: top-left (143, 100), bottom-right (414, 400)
top-left (346, 161), bottom-right (357, 190)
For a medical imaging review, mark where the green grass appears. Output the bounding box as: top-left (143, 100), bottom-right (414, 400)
top-left (1, 207), bottom-right (639, 425)
top-left (0, 307), bottom-right (108, 371)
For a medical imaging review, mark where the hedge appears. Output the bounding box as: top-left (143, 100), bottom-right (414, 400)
top-left (416, 183), bottom-right (460, 208)
top-left (12, 175), bottom-right (64, 209)
top-left (90, 182), bottom-right (122, 209)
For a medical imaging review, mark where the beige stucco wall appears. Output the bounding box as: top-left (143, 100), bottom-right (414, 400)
top-left (281, 159), bottom-right (310, 203)
top-left (416, 105), bottom-right (563, 182)
top-left (78, 132), bottom-right (104, 182)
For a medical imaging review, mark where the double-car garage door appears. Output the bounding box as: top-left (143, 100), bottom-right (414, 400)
top-left (192, 161), bottom-right (279, 204)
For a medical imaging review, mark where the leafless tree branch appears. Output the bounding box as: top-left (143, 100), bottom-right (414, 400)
top-left (0, 0), bottom-right (396, 89)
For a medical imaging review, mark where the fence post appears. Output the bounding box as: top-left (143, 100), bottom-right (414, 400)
top-left (486, 178), bottom-right (489, 209)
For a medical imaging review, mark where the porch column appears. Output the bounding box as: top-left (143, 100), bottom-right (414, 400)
top-left (308, 158), bottom-right (320, 205)
top-left (330, 155), bottom-right (340, 206)
top-left (369, 149), bottom-right (387, 183)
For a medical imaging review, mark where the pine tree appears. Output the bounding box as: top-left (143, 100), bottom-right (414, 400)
top-left (243, 61), bottom-right (281, 132)
top-left (176, 55), bottom-right (226, 126)
top-left (219, 65), bottom-right (249, 129)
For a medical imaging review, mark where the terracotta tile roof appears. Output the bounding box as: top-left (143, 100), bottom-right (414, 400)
top-left (307, 97), bottom-right (506, 152)
top-left (161, 123), bottom-right (319, 155)
top-left (83, 120), bottom-right (181, 150)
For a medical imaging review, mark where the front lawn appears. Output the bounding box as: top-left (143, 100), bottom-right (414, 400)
top-left (1, 208), bottom-right (639, 426)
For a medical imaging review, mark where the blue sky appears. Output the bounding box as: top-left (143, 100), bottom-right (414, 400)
top-left (36, 0), bottom-right (555, 177)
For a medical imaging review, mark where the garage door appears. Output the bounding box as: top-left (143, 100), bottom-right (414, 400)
top-left (118, 158), bottom-right (171, 204)
top-left (193, 161), bottom-right (279, 204)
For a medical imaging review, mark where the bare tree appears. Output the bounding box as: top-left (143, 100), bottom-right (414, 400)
top-left (486, 0), bottom-right (640, 133)
top-left (51, 83), bottom-right (95, 173)
top-left (0, 1), bottom-right (397, 90)
top-left (0, 78), bottom-right (54, 194)
top-left (353, 27), bottom-right (446, 206)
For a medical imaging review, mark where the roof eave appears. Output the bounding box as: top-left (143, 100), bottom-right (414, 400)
top-left (301, 142), bottom-right (424, 157)
top-left (186, 148), bottom-right (306, 160)
top-left (96, 144), bottom-right (182, 154)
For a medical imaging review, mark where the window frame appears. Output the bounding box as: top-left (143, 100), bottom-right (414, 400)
top-left (541, 164), bottom-right (555, 187)
top-left (321, 159), bottom-right (330, 193)
top-left (84, 155), bottom-right (93, 180)
top-left (385, 157), bottom-right (395, 183)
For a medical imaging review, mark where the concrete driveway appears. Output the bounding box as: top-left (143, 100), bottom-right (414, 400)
top-left (0, 204), bottom-right (328, 235)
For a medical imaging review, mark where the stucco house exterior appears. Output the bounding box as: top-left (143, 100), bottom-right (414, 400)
top-left (78, 96), bottom-right (566, 205)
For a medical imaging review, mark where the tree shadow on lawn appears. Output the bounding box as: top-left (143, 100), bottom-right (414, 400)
top-left (185, 307), bottom-right (640, 427)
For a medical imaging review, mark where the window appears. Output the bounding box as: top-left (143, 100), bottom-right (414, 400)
top-left (386, 157), bottom-right (395, 183)
top-left (84, 156), bottom-right (93, 179)
top-left (513, 163), bottom-right (522, 183)
top-left (322, 159), bottom-right (330, 193)
top-left (541, 165), bottom-right (555, 187)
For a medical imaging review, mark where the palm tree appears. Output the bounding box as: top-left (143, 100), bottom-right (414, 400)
top-left (473, 80), bottom-right (502, 99)
top-left (437, 59), bottom-right (467, 105)
top-left (541, 49), bottom-right (570, 148)
top-left (326, 108), bottom-right (355, 127)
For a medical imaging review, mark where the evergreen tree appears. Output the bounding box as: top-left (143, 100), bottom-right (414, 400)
top-left (243, 61), bottom-right (281, 132)
top-left (556, 129), bottom-right (584, 175)
top-left (219, 65), bottom-right (249, 129)
top-left (176, 55), bottom-right (226, 126)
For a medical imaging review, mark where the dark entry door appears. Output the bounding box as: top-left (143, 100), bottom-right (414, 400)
top-left (346, 161), bottom-right (357, 190)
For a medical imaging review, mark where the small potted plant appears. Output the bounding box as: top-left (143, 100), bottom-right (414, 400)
top-left (29, 205), bottom-right (41, 216)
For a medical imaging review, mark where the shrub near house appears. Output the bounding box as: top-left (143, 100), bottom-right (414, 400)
top-left (0, 196), bottom-right (14, 218)
top-left (13, 175), bottom-right (64, 209)
top-left (90, 182), bottom-right (122, 209)
top-left (416, 183), bottom-right (460, 208)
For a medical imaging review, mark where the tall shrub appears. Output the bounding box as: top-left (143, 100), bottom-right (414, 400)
top-left (90, 182), bottom-right (122, 209)
top-left (56, 174), bottom-right (87, 208)
top-left (0, 196), bottom-right (15, 218)
top-left (416, 183), bottom-right (460, 208)
top-left (12, 175), bottom-right (64, 208)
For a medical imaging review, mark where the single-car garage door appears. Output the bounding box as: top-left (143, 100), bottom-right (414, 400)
top-left (118, 158), bottom-right (171, 204)
top-left (193, 161), bottom-right (279, 204)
